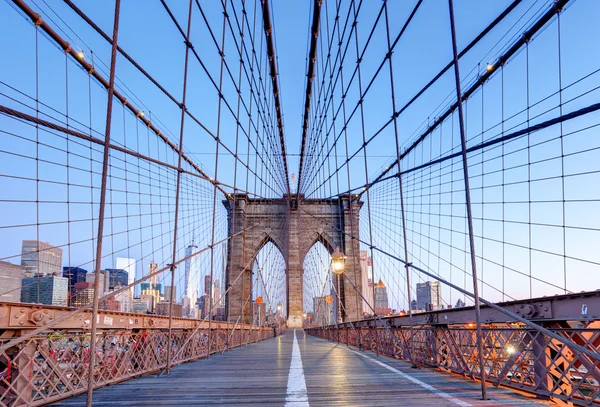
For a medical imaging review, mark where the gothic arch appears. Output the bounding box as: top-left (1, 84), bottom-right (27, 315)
top-left (249, 232), bottom-right (286, 269)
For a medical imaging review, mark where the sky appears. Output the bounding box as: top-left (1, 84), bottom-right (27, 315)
top-left (0, 0), bottom-right (599, 314)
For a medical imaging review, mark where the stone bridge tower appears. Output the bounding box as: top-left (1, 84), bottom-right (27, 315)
top-left (223, 194), bottom-right (363, 328)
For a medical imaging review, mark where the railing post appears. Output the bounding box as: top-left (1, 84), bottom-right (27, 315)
top-left (383, 1), bottom-right (417, 368)
top-left (166, 0), bottom-right (194, 375)
top-left (531, 329), bottom-right (551, 400)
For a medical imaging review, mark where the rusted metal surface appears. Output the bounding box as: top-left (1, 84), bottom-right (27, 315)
top-left (334, 291), bottom-right (600, 328)
top-left (0, 301), bottom-right (279, 406)
top-left (307, 319), bottom-right (600, 406)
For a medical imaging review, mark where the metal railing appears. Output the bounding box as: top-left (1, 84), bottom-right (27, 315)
top-left (0, 303), bottom-right (279, 407)
top-left (307, 319), bottom-right (600, 406)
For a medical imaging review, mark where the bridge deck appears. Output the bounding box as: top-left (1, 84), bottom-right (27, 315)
top-left (53, 330), bottom-right (548, 406)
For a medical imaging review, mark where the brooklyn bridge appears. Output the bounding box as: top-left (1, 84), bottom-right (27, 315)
top-left (1, 0), bottom-right (600, 405)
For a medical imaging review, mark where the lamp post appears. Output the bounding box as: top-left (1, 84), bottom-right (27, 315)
top-left (331, 246), bottom-right (346, 275)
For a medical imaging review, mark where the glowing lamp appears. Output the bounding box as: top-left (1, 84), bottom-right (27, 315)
top-left (506, 345), bottom-right (516, 355)
top-left (326, 295), bottom-right (333, 304)
top-left (331, 246), bottom-right (346, 275)
top-left (256, 296), bottom-right (263, 305)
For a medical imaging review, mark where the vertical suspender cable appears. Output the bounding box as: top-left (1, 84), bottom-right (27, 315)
top-left (166, 0), bottom-right (194, 374)
top-left (384, 0), bottom-right (418, 368)
top-left (87, 1), bottom-right (121, 405)
top-left (447, 0), bottom-right (487, 399)
top-left (208, 0), bottom-right (229, 357)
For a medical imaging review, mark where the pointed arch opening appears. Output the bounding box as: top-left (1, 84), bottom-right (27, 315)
top-left (302, 240), bottom-right (335, 327)
top-left (248, 240), bottom-right (286, 327)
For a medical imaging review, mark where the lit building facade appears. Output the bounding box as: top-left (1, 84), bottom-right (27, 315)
top-left (116, 257), bottom-right (136, 300)
top-left (21, 275), bottom-right (68, 306)
top-left (140, 263), bottom-right (162, 311)
top-left (156, 301), bottom-right (183, 318)
top-left (374, 279), bottom-right (391, 315)
top-left (106, 268), bottom-right (129, 288)
top-left (0, 261), bottom-right (24, 302)
top-left (184, 243), bottom-right (199, 315)
top-left (359, 250), bottom-right (374, 314)
top-left (312, 296), bottom-right (334, 326)
top-left (62, 266), bottom-right (87, 305)
top-left (71, 282), bottom-right (94, 307)
top-left (21, 240), bottom-right (62, 276)
top-left (417, 281), bottom-right (442, 311)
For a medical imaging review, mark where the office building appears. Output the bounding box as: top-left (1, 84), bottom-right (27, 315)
top-left (359, 250), bottom-right (374, 314)
top-left (62, 266), bottom-right (87, 304)
top-left (21, 240), bottom-right (62, 276)
top-left (99, 295), bottom-right (121, 311)
top-left (164, 285), bottom-right (177, 302)
top-left (133, 296), bottom-right (152, 313)
top-left (105, 268), bottom-right (129, 289)
top-left (313, 296), bottom-right (334, 326)
top-left (106, 286), bottom-right (133, 312)
top-left (213, 279), bottom-right (222, 308)
top-left (184, 242), bottom-right (199, 308)
top-left (85, 270), bottom-right (110, 298)
top-left (21, 275), bottom-right (68, 306)
top-left (0, 261), bottom-right (24, 302)
top-left (116, 257), bottom-right (136, 300)
top-left (71, 282), bottom-right (95, 307)
top-left (155, 301), bottom-right (183, 318)
top-left (140, 263), bottom-right (162, 310)
top-left (374, 279), bottom-right (391, 315)
top-left (417, 281), bottom-right (442, 311)
top-left (198, 294), bottom-right (210, 319)
top-left (252, 301), bottom-right (266, 326)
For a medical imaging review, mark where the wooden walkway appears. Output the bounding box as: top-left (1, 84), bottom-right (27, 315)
top-left (53, 330), bottom-right (549, 406)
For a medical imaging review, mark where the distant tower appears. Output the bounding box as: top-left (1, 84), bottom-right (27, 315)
top-left (374, 279), bottom-right (389, 314)
top-left (417, 281), bottom-right (442, 311)
top-left (184, 238), bottom-right (199, 317)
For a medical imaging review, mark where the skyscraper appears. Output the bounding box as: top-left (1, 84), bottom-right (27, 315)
top-left (313, 296), bottom-right (334, 326)
top-left (184, 242), bottom-right (199, 314)
top-left (359, 250), bottom-right (374, 314)
top-left (374, 279), bottom-right (390, 315)
top-left (164, 285), bottom-right (177, 302)
top-left (0, 261), bottom-right (24, 302)
top-left (62, 266), bottom-right (87, 304)
top-left (116, 257), bottom-right (136, 300)
top-left (417, 281), bottom-right (442, 311)
top-left (21, 275), bottom-right (68, 306)
top-left (105, 268), bottom-right (129, 288)
top-left (21, 240), bottom-right (62, 276)
top-left (141, 263), bottom-right (162, 311)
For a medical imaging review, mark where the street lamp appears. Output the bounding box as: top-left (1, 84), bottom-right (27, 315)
top-left (331, 246), bottom-right (346, 275)
top-left (276, 303), bottom-right (282, 312)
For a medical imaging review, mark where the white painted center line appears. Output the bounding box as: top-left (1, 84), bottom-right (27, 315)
top-left (348, 348), bottom-right (472, 407)
top-left (285, 329), bottom-right (309, 407)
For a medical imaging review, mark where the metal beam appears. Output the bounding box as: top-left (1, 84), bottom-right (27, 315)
top-left (323, 290), bottom-right (600, 328)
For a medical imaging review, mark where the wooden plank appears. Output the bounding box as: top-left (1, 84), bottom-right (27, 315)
top-left (52, 330), bottom-right (550, 406)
